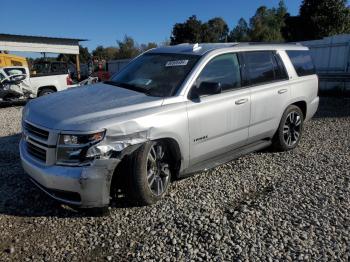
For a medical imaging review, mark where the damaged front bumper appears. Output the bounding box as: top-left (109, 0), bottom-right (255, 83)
top-left (20, 139), bottom-right (121, 208)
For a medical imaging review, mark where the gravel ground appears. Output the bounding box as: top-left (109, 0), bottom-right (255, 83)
top-left (0, 98), bottom-right (349, 261)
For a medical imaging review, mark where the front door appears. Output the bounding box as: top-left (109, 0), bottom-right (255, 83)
top-left (186, 53), bottom-right (251, 165)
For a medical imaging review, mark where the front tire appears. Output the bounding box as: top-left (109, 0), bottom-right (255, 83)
top-left (272, 105), bottom-right (304, 151)
top-left (129, 141), bottom-right (171, 205)
top-left (38, 88), bottom-right (55, 97)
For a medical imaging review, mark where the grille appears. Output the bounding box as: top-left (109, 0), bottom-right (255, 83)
top-left (24, 122), bottom-right (49, 140)
top-left (26, 142), bottom-right (47, 162)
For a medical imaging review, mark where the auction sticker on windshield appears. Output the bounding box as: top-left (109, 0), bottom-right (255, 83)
top-left (165, 60), bottom-right (189, 67)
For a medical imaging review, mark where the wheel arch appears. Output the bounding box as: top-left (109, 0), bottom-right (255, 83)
top-left (291, 100), bottom-right (307, 120)
top-left (157, 137), bottom-right (182, 177)
top-left (37, 85), bottom-right (57, 96)
top-left (109, 136), bottom-right (183, 201)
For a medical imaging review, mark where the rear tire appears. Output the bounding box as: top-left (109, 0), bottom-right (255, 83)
top-left (272, 105), bottom-right (304, 151)
top-left (128, 141), bottom-right (171, 205)
top-left (38, 88), bottom-right (55, 97)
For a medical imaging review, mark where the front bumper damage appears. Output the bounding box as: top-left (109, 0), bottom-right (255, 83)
top-left (20, 138), bottom-right (144, 208)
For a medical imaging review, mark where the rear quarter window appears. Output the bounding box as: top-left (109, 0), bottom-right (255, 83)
top-left (286, 50), bottom-right (316, 77)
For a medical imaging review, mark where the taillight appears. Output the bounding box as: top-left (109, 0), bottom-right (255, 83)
top-left (66, 75), bottom-right (73, 86)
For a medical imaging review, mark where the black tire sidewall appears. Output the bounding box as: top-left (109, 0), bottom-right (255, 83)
top-left (273, 105), bottom-right (304, 151)
top-left (39, 88), bottom-right (54, 97)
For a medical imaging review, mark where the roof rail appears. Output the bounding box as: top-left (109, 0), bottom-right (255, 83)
top-left (237, 42), bottom-right (302, 46)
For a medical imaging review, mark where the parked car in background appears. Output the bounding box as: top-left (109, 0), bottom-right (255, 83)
top-left (0, 65), bottom-right (72, 100)
top-left (20, 43), bottom-right (319, 209)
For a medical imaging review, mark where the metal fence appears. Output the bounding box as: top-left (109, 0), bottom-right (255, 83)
top-left (301, 34), bottom-right (350, 96)
top-left (107, 59), bottom-right (131, 77)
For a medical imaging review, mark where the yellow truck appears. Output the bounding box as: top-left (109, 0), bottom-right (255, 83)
top-left (0, 53), bottom-right (28, 67)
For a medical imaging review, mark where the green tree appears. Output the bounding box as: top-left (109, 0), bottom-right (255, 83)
top-left (115, 35), bottom-right (141, 59)
top-left (249, 1), bottom-right (287, 42)
top-left (140, 42), bottom-right (158, 52)
top-left (58, 45), bottom-right (91, 64)
top-left (92, 46), bottom-right (118, 61)
top-left (228, 18), bottom-right (251, 42)
top-left (202, 17), bottom-right (229, 42)
top-left (300, 0), bottom-right (350, 40)
top-left (170, 15), bottom-right (203, 45)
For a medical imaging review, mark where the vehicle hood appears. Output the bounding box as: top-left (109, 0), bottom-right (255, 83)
top-left (25, 83), bottom-right (164, 131)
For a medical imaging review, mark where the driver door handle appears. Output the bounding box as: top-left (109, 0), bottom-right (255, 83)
top-left (278, 89), bottom-right (288, 94)
top-left (235, 98), bottom-right (248, 105)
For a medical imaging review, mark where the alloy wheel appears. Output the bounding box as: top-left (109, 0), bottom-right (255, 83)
top-left (283, 111), bottom-right (302, 147)
top-left (146, 143), bottom-right (170, 196)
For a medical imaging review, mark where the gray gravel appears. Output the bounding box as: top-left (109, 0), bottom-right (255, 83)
top-left (0, 98), bottom-right (349, 261)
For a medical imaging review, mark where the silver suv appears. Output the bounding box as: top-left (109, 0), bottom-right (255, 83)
top-left (20, 43), bottom-right (319, 208)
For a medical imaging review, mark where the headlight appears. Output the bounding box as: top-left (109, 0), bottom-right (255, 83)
top-left (56, 131), bottom-right (105, 166)
top-left (60, 132), bottom-right (105, 145)
top-left (85, 130), bottom-right (148, 158)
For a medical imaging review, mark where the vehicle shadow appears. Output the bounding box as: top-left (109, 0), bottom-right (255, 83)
top-left (0, 100), bottom-right (27, 108)
top-left (313, 96), bottom-right (350, 118)
top-left (0, 134), bottom-right (137, 218)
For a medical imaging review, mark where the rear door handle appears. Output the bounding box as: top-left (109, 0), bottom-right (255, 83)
top-left (278, 89), bottom-right (288, 94)
top-left (235, 98), bottom-right (248, 105)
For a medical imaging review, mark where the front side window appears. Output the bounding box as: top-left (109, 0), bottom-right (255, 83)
top-left (286, 50), bottom-right (316, 77)
top-left (245, 51), bottom-right (275, 85)
top-left (195, 53), bottom-right (242, 93)
top-left (109, 53), bottom-right (200, 97)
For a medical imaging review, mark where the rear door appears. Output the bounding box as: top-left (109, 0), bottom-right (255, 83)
top-left (242, 51), bottom-right (291, 143)
top-left (187, 53), bottom-right (251, 165)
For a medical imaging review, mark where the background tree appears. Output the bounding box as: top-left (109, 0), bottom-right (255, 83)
top-left (300, 0), bottom-right (350, 40)
top-left (170, 15), bottom-right (203, 45)
top-left (249, 1), bottom-right (287, 42)
top-left (228, 18), bottom-right (251, 42)
top-left (202, 17), bottom-right (229, 42)
top-left (140, 42), bottom-right (158, 52)
top-left (115, 35), bottom-right (141, 59)
top-left (58, 45), bottom-right (91, 64)
top-left (92, 46), bottom-right (118, 61)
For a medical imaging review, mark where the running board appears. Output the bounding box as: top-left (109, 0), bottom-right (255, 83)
top-left (181, 140), bottom-right (272, 177)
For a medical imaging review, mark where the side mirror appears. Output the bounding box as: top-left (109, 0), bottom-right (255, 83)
top-left (191, 81), bottom-right (222, 99)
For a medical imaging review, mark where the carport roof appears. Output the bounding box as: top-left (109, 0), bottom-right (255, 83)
top-left (0, 33), bottom-right (87, 55)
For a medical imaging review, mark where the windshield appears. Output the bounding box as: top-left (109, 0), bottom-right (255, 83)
top-left (109, 53), bottom-right (200, 97)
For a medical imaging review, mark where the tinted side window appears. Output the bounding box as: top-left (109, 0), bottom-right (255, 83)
top-left (286, 50), bottom-right (315, 76)
top-left (245, 51), bottom-right (275, 85)
top-left (196, 53), bottom-right (241, 92)
top-left (51, 62), bottom-right (68, 74)
top-left (272, 52), bottom-right (288, 80)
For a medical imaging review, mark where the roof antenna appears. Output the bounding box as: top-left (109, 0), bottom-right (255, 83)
top-left (193, 43), bottom-right (202, 52)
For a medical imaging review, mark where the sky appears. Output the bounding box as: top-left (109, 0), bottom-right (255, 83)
top-left (0, 0), bottom-right (302, 55)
